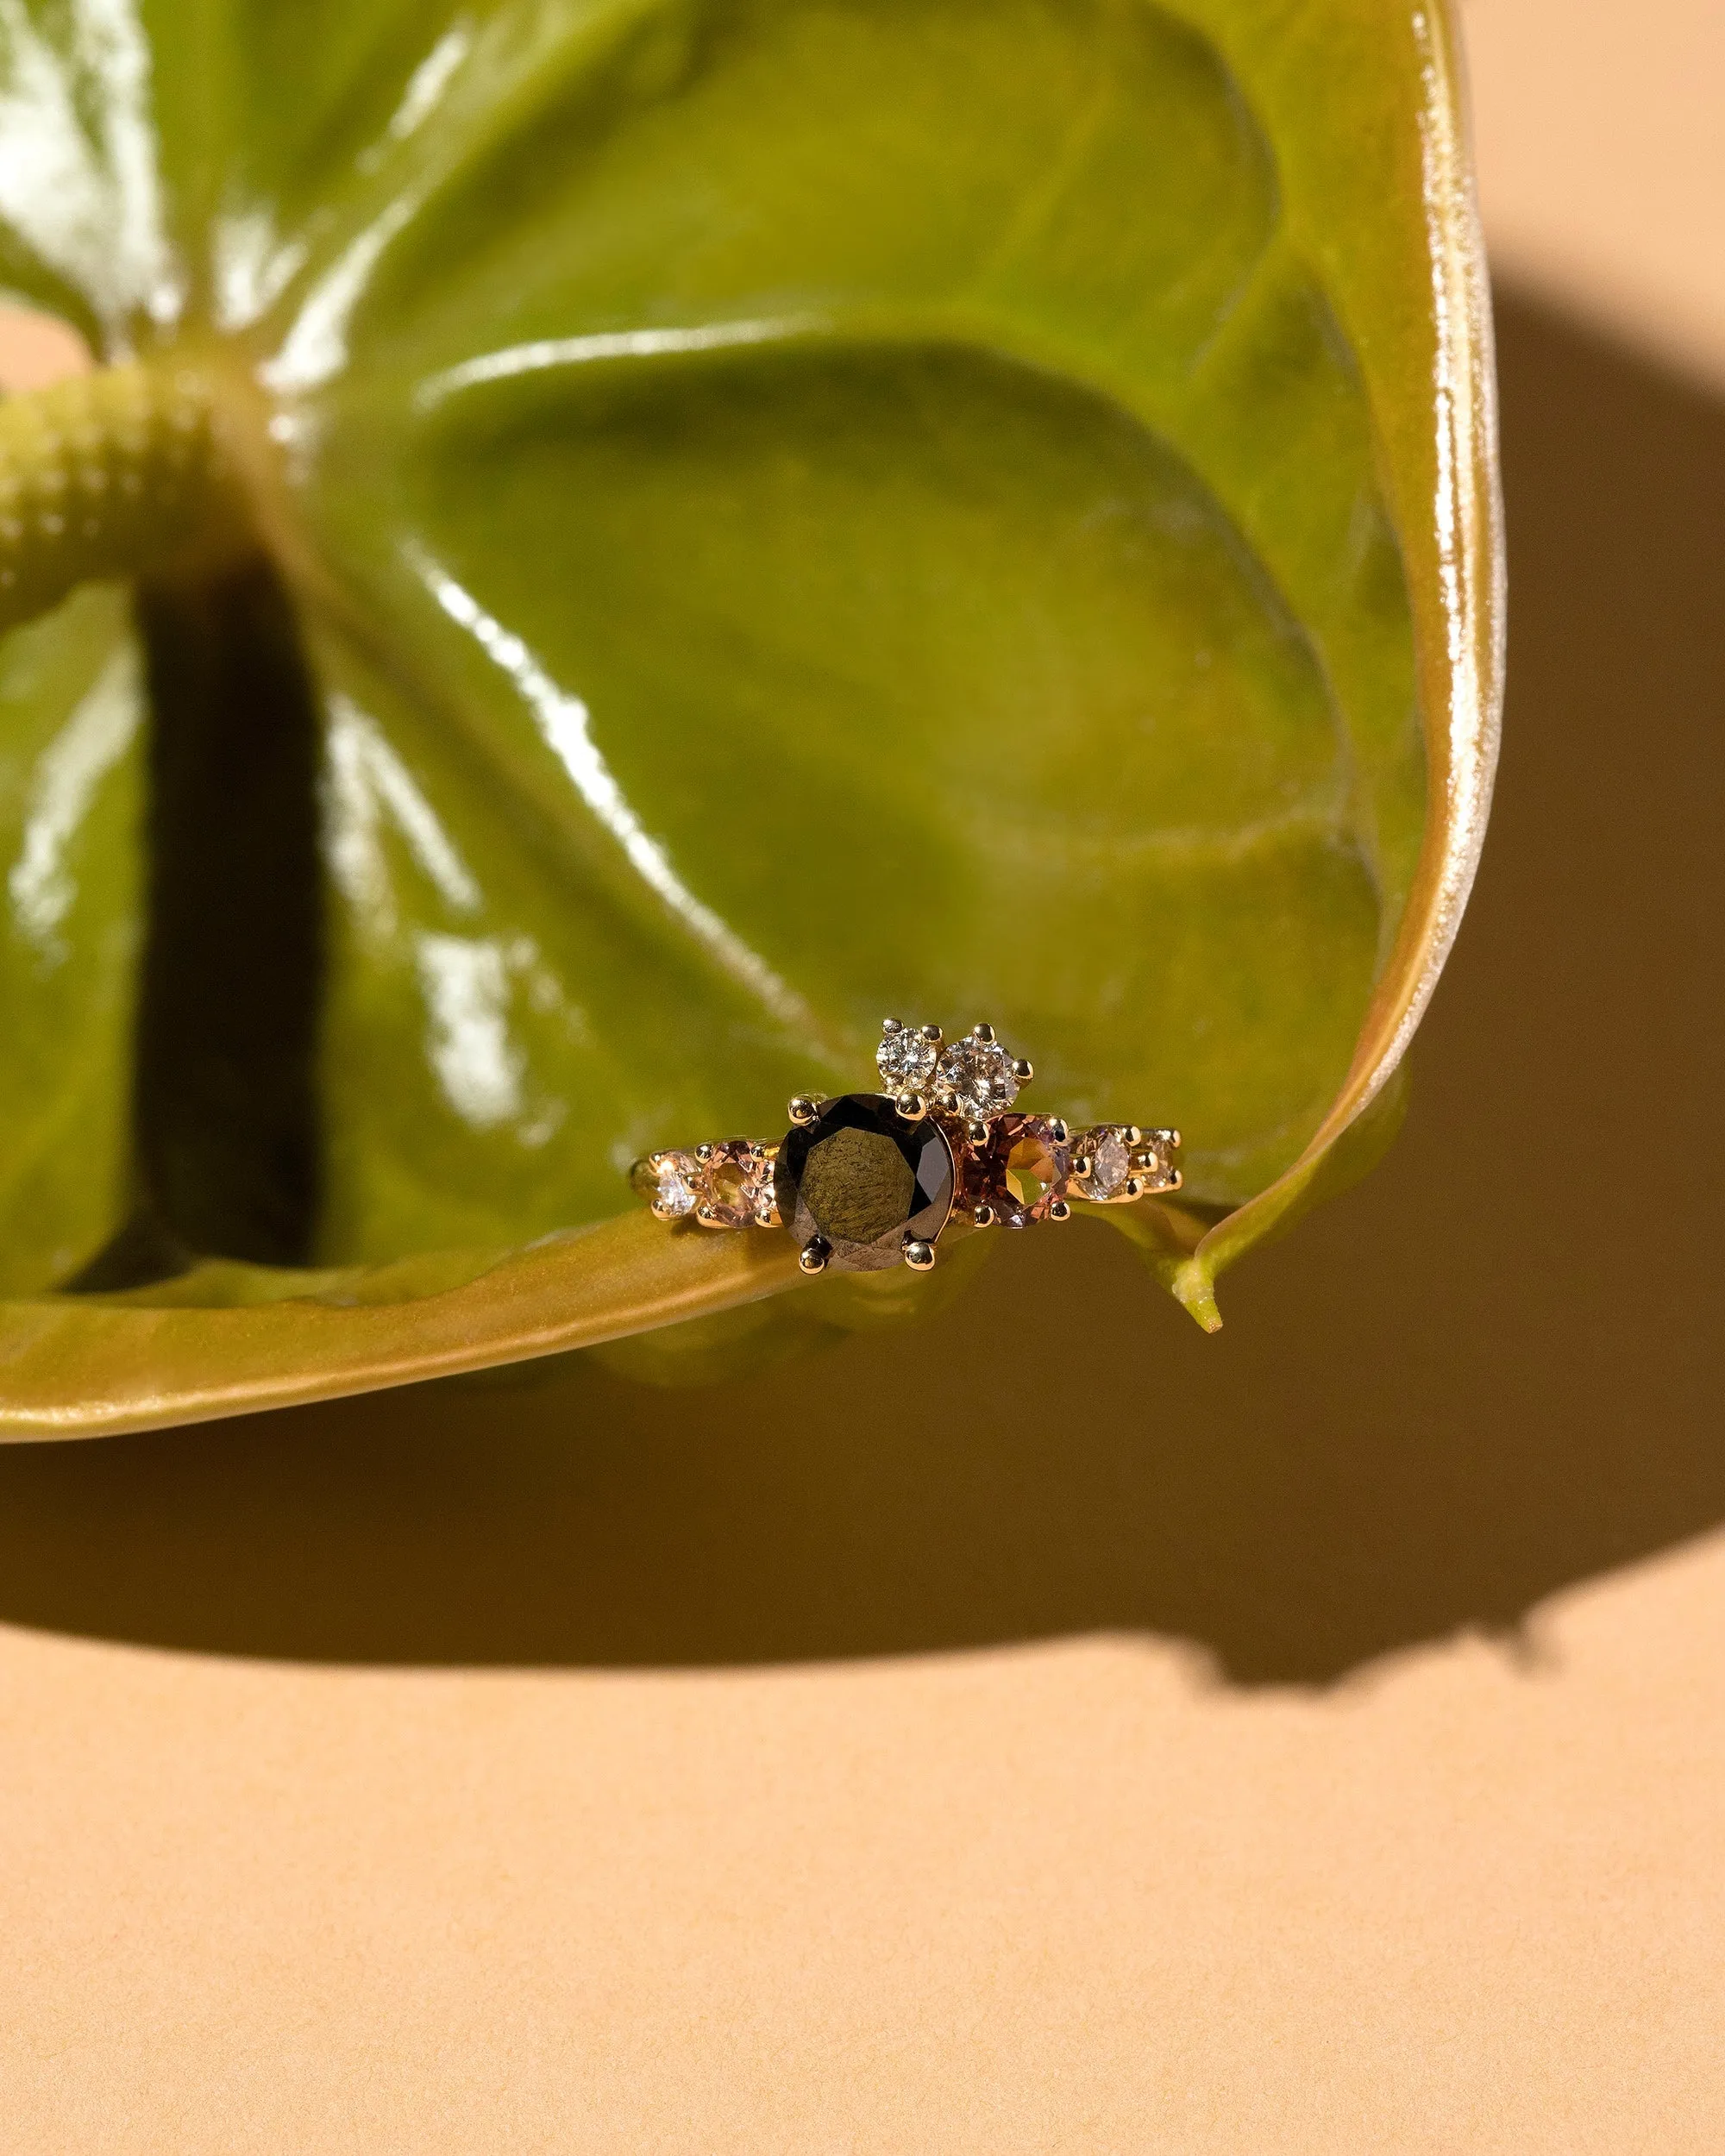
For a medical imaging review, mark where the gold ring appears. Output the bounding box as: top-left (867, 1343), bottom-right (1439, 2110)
top-left (630, 1019), bottom-right (1181, 1275)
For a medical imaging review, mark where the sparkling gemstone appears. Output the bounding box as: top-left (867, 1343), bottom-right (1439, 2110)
top-left (875, 1023), bottom-right (938, 1093)
top-left (935, 1034), bottom-right (1019, 1118)
top-left (648, 1150), bottom-right (699, 1218)
top-left (700, 1138), bottom-right (770, 1228)
top-left (967, 1113), bottom-right (1071, 1228)
top-left (774, 1093), bottom-right (954, 1271)
top-left (1078, 1126), bottom-right (1133, 1200)
top-left (1135, 1130), bottom-right (1182, 1192)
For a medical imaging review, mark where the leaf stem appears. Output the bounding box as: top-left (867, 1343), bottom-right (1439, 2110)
top-left (0, 360), bottom-right (248, 633)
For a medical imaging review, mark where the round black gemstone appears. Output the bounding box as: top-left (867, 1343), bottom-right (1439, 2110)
top-left (775, 1094), bottom-right (955, 1273)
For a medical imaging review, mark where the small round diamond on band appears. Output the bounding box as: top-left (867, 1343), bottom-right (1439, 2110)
top-left (630, 1018), bottom-right (1182, 1275)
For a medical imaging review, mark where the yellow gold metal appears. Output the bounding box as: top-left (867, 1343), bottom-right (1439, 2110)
top-left (631, 1016), bottom-right (1181, 1265)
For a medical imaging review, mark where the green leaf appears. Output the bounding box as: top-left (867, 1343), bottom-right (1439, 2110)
top-left (0, 0), bottom-right (1500, 1433)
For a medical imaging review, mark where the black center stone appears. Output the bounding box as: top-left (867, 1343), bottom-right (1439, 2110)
top-left (774, 1094), bottom-right (955, 1272)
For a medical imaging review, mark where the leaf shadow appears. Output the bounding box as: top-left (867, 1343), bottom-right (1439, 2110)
top-left (0, 286), bottom-right (1719, 1685)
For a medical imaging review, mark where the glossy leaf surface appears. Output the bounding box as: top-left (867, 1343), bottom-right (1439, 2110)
top-left (0, 0), bottom-right (1499, 1432)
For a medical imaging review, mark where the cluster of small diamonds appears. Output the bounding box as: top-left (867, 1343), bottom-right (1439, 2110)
top-left (636, 1140), bottom-right (777, 1228)
top-left (1070, 1124), bottom-right (1182, 1202)
top-left (876, 1018), bottom-right (1027, 1119)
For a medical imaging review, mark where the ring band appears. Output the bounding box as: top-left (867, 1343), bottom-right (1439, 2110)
top-left (630, 1019), bottom-right (1180, 1276)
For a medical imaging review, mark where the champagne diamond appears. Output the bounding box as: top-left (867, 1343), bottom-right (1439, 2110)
top-left (875, 1022), bottom-right (938, 1092)
top-left (935, 1034), bottom-right (1019, 1118)
top-left (1077, 1126), bottom-right (1132, 1200)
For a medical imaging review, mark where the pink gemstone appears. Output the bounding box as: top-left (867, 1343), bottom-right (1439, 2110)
top-left (964, 1114), bottom-right (1071, 1228)
top-left (699, 1139), bottom-right (769, 1228)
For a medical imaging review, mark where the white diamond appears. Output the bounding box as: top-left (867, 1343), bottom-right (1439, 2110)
top-left (1082, 1127), bottom-right (1132, 1200)
top-left (653, 1151), bottom-right (699, 1217)
top-left (936, 1035), bottom-right (1019, 1118)
top-left (875, 1024), bottom-right (938, 1091)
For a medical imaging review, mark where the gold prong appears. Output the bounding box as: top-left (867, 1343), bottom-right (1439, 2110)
top-left (1124, 1125), bottom-right (1143, 1146)
top-left (1071, 1153), bottom-right (1094, 1180)
top-left (649, 1199), bottom-right (676, 1220)
top-left (881, 1016), bottom-right (902, 1034)
top-left (902, 1238), bottom-right (937, 1271)
top-left (799, 1237), bottom-right (831, 1274)
top-left (1166, 1168), bottom-right (1182, 1191)
top-left (695, 1143), bottom-right (713, 1161)
top-left (971, 1022), bottom-right (995, 1044)
top-left (894, 1091), bottom-right (928, 1121)
top-left (1166, 1129), bottom-right (1182, 1150)
top-left (971, 1202), bottom-right (996, 1227)
top-left (920, 1023), bottom-right (942, 1043)
top-left (1048, 1197), bottom-right (1072, 1223)
top-left (966, 1119), bottom-right (990, 1147)
top-left (1048, 1117), bottom-right (1069, 1144)
top-left (1121, 1175), bottom-right (1145, 1200)
top-left (695, 1202), bottom-right (725, 1227)
top-left (1012, 1057), bottom-right (1033, 1083)
top-left (787, 1094), bottom-right (823, 1126)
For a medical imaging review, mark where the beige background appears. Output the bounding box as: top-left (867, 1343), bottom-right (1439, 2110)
top-left (5, 2), bottom-right (1725, 2146)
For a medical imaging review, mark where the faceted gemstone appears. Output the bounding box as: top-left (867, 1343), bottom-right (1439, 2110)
top-left (640, 1150), bottom-right (699, 1218)
top-left (875, 1023), bottom-right (938, 1093)
top-left (1076, 1125), bottom-right (1132, 1201)
top-left (774, 1093), bottom-right (954, 1271)
top-left (967, 1113), bottom-right (1071, 1228)
top-left (1135, 1129), bottom-right (1182, 1192)
top-left (935, 1034), bottom-right (1019, 1118)
top-left (699, 1138), bottom-right (771, 1228)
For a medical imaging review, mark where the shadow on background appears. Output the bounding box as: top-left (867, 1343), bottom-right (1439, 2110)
top-left (0, 286), bottom-right (1719, 1685)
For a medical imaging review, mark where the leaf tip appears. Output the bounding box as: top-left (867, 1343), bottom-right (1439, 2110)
top-left (1171, 1257), bottom-right (1223, 1334)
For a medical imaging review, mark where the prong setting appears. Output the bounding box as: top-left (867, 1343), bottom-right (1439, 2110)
top-left (640, 1028), bottom-right (1180, 1266)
